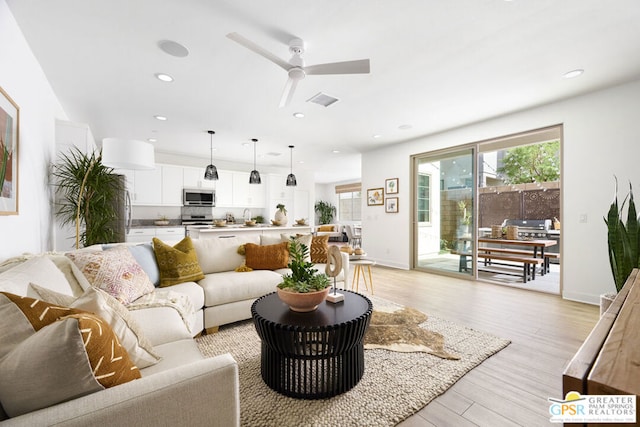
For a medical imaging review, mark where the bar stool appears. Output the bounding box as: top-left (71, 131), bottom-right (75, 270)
top-left (351, 259), bottom-right (375, 294)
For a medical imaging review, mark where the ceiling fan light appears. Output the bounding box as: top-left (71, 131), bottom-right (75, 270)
top-left (249, 170), bottom-right (261, 184)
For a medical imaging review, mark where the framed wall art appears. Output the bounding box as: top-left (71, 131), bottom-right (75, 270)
top-left (385, 178), bottom-right (398, 194)
top-left (367, 188), bottom-right (384, 206)
top-left (0, 86), bottom-right (19, 215)
top-left (385, 197), bottom-right (399, 213)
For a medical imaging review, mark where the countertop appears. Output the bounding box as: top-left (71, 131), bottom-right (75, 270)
top-left (190, 224), bottom-right (311, 232)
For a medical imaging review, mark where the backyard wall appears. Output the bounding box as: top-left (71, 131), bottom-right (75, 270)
top-left (361, 77), bottom-right (640, 305)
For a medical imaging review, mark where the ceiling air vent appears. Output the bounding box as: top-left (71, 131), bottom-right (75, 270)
top-left (307, 92), bottom-right (339, 107)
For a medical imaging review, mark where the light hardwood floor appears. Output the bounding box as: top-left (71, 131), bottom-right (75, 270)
top-left (359, 265), bottom-right (599, 427)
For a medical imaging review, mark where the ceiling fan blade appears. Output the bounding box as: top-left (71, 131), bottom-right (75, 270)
top-left (305, 59), bottom-right (370, 75)
top-left (226, 32), bottom-right (290, 71)
top-left (279, 77), bottom-right (298, 108)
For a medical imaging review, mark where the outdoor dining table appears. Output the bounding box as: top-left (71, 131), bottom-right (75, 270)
top-left (477, 237), bottom-right (557, 275)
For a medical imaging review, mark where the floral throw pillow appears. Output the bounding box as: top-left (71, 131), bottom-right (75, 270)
top-left (66, 246), bottom-right (154, 305)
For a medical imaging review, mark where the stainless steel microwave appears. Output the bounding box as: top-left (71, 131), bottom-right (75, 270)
top-left (183, 188), bottom-right (215, 206)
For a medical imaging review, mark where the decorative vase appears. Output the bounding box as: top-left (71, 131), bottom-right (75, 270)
top-left (274, 208), bottom-right (288, 225)
top-left (277, 287), bottom-right (330, 312)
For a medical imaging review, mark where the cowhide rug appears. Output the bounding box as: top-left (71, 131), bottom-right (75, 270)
top-left (364, 306), bottom-right (460, 360)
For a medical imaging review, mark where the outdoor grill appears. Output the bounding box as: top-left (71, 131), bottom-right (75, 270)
top-left (502, 219), bottom-right (552, 238)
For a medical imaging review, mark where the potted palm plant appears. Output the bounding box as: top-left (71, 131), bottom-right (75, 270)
top-left (603, 178), bottom-right (639, 314)
top-left (315, 200), bottom-right (336, 225)
top-left (277, 238), bottom-right (331, 312)
top-left (53, 147), bottom-right (124, 248)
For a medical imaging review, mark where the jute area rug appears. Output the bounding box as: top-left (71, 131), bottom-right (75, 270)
top-left (196, 297), bottom-right (510, 427)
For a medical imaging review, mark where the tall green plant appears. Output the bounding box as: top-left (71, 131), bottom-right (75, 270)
top-left (53, 147), bottom-right (123, 248)
top-left (314, 200), bottom-right (336, 224)
top-left (604, 178), bottom-right (640, 292)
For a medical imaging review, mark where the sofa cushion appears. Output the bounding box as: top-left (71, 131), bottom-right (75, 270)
top-left (161, 281), bottom-right (205, 310)
top-left (0, 256), bottom-right (74, 297)
top-left (0, 313), bottom-right (140, 418)
top-left (66, 246), bottom-right (155, 304)
top-left (72, 287), bottom-right (161, 368)
top-left (310, 235), bottom-right (330, 263)
top-left (244, 242), bottom-right (289, 270)
top-left (25, 284), bottom-right (161, 369)
top-left (0, 292), bottom-right (83, 360)
top-left (199, 270), bottom-right (282, 307)
top-left (192, 235), bottom-right (260, 274)
top-left (152, 237), bottom-right (205, 287)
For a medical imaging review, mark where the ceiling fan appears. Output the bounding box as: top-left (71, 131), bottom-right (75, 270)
top-left (226, 32), bottom-right (370, 107)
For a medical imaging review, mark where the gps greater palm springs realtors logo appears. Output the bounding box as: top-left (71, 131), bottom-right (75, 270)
top-left (549, 392), bottom-right (636, 423)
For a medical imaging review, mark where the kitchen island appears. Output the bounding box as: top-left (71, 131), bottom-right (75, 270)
top-left (187, 224), bottom-right (312, 239)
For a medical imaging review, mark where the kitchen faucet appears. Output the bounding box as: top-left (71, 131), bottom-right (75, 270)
top-left (243, 208), bottom-right (252, 222)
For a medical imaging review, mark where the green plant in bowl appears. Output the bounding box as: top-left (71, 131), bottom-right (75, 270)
top-left (277, 238), bottom-right (330, 293)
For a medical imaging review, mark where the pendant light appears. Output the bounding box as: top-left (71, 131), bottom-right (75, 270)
top-left (204, 130), bottom-right (218, 180)
top-left (286, 145), bottom-right (297, 186)
top-left (249, 138), bottom-right (261, 184)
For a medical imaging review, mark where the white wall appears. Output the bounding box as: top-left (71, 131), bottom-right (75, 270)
top-left (0, 1), bottom-right (67, 260)
top-left (362, 78), bottom-right (640, 304)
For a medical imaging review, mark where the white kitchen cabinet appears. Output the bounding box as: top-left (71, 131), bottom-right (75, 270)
top-left (131, 168), bottom-right (162, 205)
top-left (161, 165), bottom-right (184, 206)
top-left (126, 228), bottom-right (156, 243)
top-left (126, 227), bottom-right (185, 243)
top-left (232, 171), bottom-right (265, 207)
top-left (268, 173), bottom-right (294, 219)
top-left (116, 165), bottom-right (183, 206)
top-left (215, 170), bottom-right (234, 207)
top-left (155, 227), bottom-right (186, 241)
top-left (183, 166), bottom-right (215, 190)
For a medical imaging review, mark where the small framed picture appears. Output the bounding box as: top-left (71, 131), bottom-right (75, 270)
top-left (385, 197), bottom-right (399, 213)
top-left (367, 188), bottom-right (384, 206)
top-left (385, 178), bottom-right (399, 194)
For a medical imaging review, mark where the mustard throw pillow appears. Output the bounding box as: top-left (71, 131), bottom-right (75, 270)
top-left (318, 225), bottom-right (335, 232)
top-left (310, 235), bottom-right (330, 263)
top-left (244, 242), bottom-right (290, 270)
top-left (152, 237), bottom-right (205, 287)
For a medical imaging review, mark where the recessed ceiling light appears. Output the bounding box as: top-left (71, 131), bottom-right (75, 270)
top-left (373, 134), bottom-right (382, 139)
top-left (148, 138), bottom-right (157, 142)
top-left (332, 150), bottom-right (340, 154)
top-left (563, 69), bottom-right (584, 79)
top-left (398, 124), bottom-right (413, 130)
top-left (155, 73), bottom-right (174, 82)
top-left (154, 115), bottom-right (167, 121)
top-left (293, 112), bottom-right (305, 118)
top-left (158, 40), bottom-right (189, 58)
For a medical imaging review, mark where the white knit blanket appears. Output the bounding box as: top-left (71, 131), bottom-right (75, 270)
top-left (127, 289), bottom-right (194, 333)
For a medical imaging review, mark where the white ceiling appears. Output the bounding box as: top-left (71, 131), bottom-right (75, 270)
top-left (7, 0), bottom-right (640, 183)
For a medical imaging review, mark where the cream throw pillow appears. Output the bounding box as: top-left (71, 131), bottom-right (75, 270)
top-left (0, 256), bottom-right (74, 297)
top-left (28, 283), bottom-right (161, 368)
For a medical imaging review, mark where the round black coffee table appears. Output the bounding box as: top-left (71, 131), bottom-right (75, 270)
top-left (251, 290), bottom-right (372, 399)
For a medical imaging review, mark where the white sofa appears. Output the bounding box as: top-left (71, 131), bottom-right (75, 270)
top-left (314, 224), bottom-right (344, 241)
top-left (191, 233), bottom-right (350, 333)
top-left (0, 253), bottom-right (239, 426)
top-left (0, 232), bottom-right (348, 424)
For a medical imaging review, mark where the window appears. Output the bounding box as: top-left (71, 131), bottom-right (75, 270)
top-left (417, 173), bottom-right (431, 223)
top-left (335, 183), bottom-right (362, 221)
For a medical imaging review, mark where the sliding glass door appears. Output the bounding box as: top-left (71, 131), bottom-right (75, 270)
top-left (413, 147), bottom-right (475, 276)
